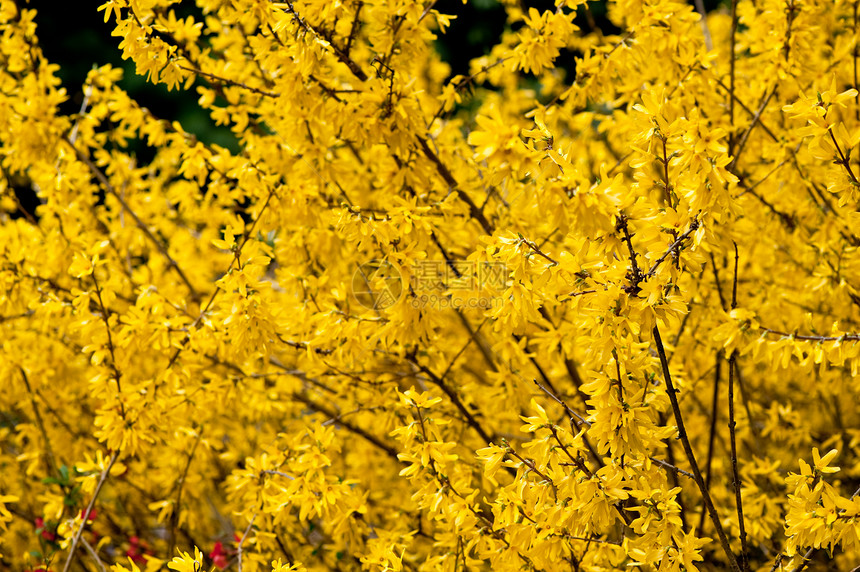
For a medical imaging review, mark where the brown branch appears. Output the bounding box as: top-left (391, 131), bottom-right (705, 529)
top-left (504, 443), bottom-right (558, 499)
top-left (735, 159), bottom-right (789, 197)
top-left (519, 234), bottom-right (559, 265)
top-left (736, 180), bottom-right (796, 231)
top-left (727, 243), bottom-right (749, 572)
top-left (702, 352), bottom-right (721, 510)
top-left (415, 135), bottom-right (493, 235)
top-left (92, 272), bottom-right (126, 419)
top-left (616, 213), bottom-right (643, 294)
top-left (730, 86), bottom-right (777, 171)
top-left (455, 314), bottom-right (500, 376)
top-left (281, 0), bottom-right (369, 81)
top-left (531, 375), bottom-right (601, 474)
top-left (730, 242), bottom-right (739, 311)
top-left (728, 0), bottom-right (738, 154)
top-left (827, 125), bottom-right (859, 184)
top-left (562, 289), bottom-right (597, 300)
top-left (165, 184), bottom-right (279, 371)
top-left (660, 137), bottom-right (675, 209)
top-left (177, 65), bottom-right (279, 97)
top-left (782, 0), bottom-right (799, 61)
top-left (344, 0), bottom-right (363, 56)
top-left (701, 257), bottom-right (726, 535)
top-left (757, 327), bottom-right (860, 342)
top-left (404, 212), bottom-right (500, 374)
top-left (425, 58), bottom-right (509, 129)
top-left (261, 469), bottom-right (296, 480)
top-left (645, 220), bottom-right (700, 279)
top-left (649, 456), bottom-right (695, 480)
top-left (63, 137), bottom-right (200, 302)
top-left (18, 367), bottom-right (60, 480)
top-left (236, 510), bottom-right (259, 572)
top-left (552, 428), bottom-right (635, 527)
top-left (855, 0), bottom-right (860, 121)
top-left (290, 392), bottom-right (399, 460)
top-left (61, 451), bottom-right (119, 572)
top-left (414, 362), bottom-right (493, 444)
top-left (168, 428), bottom-right (204, 556)
top-left (714, 78), bottom-right (779, 142)
top-left (534, 306), bottom-right (592, 409)
top-left (79, 536), bottom-right (108, 572)
top-left (728, 355), bottom-right (749, 571)
top-left (653, 324), bottom-right (742, 572)
top-left (533, 380), bottom-right (590, 429)
top-left (611, 349), bottom-right (624, 403)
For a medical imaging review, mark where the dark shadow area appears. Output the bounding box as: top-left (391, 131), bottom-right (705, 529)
top-left (30, 0), bottom-right (238, 153)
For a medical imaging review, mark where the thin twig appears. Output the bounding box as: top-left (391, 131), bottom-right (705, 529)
top-left (730, 243), bottom-right (739, 311)
top-left (827, 124), bottom-right (859, 184)
top-left (855, 0), bottom-right (860, 120)
top-left (63, 138), bottom-right (200, 301)
top-left (290, 392), bottom-right (400, 460)
top-left (79, 536), bottom-right (108, 572)
top-left (660, 138), bottom-right (675, 209)
top-left (533, 380), bottom-right (590, 428)
top-left (728, 354), bottom-right (749, 570)
top-left (281, 0), bottom-right (368, 81)
top-left (728, 0), bottom-right (738, 154)
top-left (504, 444), bottom-right (558, 499)
top-left (713, 78), bottom-right (779, 142)
top-left (727, 243), bottom-right (749, 572)
top-left (177, 65), bottom-right (279, 97)
top-left (165, 184), bottom-right (279, 370)
top-left (425, 58), bottom-right (509, 129)
top-left (441, 319), bottom-right (488, 381)
top-left (616, 214), bottom-right (643, 292)
top-left (416, 135), bottom-right (493, 235)
top-left (261, 470), bottom-right (296, 480)
top-left (649, 456), bottom-right (695, 480)
top-left (236, 511), bottom-right (258, 572)
top-left (61, 450), bottom-right (119, 572)
top-left (168, 428), bottom-right (204, 556)
top-left (702, 351), bottom-right (722, 529)
top-left (788, 548), bottom-right (815, 572)
top-left (414, 362), bottom-right (493, 444)
top-left (730, 86), bottom-right (777, 171)
top-left (646, 220), bottom-right (700, 279)
top-left (520, 234), bottom-right (558, 265)
top-left (19, 367), bottom-right (60, 479)
top-left (757, 328), bottom-right (860, 342)
top-left (653, 325), bottom-right (742, 572)
top-left (344, 0), bottom-right (363, 56)
top-left (693, 0), bottom-right (713, 50)
top-left (92, 273), bottom-right (126, 419)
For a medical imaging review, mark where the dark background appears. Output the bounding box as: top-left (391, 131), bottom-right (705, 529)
top-left (29, 0), bottom-right (725, 146)
top-left (9, 0), bottom-right (726, 221)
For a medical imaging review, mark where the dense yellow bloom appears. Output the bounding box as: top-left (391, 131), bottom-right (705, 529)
top-left (2, 0), bottom-right (860, 570)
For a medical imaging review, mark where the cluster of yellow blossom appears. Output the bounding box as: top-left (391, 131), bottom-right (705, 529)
top-left (1, 0), bottom-right (860, 570)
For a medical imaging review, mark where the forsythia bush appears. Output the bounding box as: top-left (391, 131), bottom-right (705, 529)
top-left (2, 0), bottom-right (860, 570)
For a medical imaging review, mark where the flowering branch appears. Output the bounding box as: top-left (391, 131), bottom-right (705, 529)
top-left (61, 451), bottom-right (119, 572)
top-left (653, 324), bottom-right (742, 572)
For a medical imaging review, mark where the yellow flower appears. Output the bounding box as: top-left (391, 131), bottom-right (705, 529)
top-left (811, 448), bottom-right (840, 475)
top-left (167, 547), bottom-right (204, 572)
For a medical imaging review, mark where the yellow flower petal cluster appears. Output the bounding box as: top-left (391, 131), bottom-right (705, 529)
top-left (2, 0), bottom-right (860, 570)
